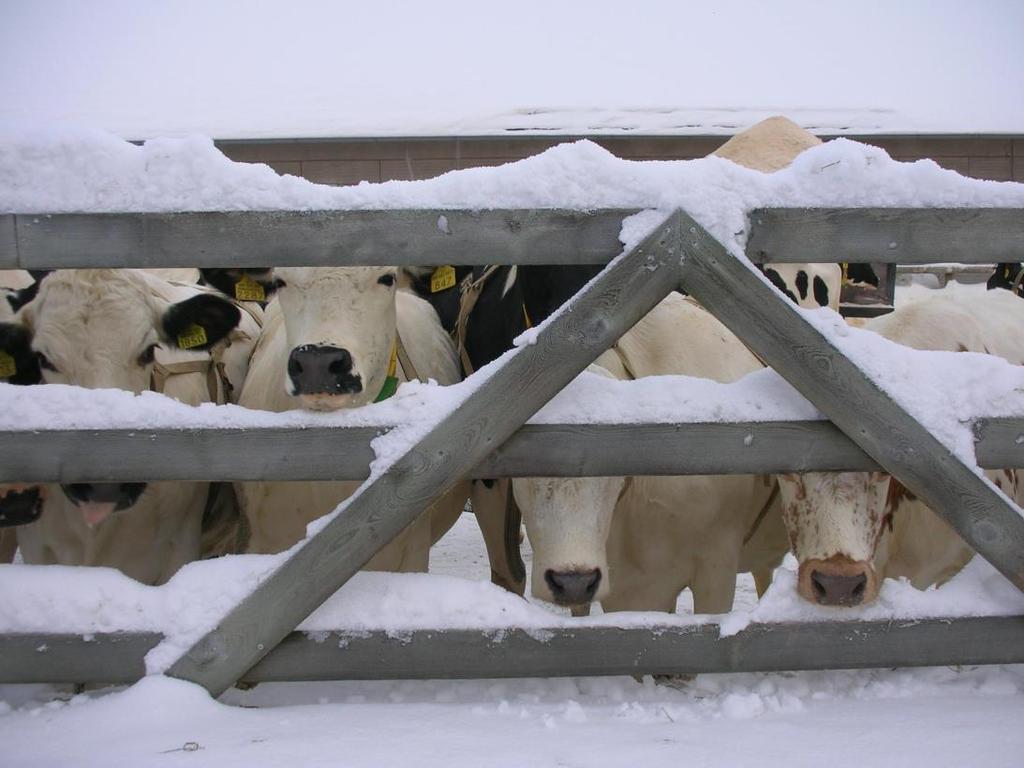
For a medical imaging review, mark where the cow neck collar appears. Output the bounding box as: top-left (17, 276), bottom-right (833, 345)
top-left (373, 338), bottom-right (400, 403)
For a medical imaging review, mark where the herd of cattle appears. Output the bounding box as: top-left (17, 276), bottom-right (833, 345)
top-left (1, 117), bottom-right (1023, 620)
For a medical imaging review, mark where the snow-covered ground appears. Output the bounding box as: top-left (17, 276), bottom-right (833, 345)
top-left (3, 511), bottom-right (1024, 768)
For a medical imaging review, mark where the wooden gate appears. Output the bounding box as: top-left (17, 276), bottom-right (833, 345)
top-left (1, 207), bottom-right (1023, 694)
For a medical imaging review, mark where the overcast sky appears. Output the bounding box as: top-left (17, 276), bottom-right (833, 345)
top-left (2, 0), bottom-right (1021, 138)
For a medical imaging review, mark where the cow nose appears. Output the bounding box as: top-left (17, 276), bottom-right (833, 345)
top-left (544, 568), bottom-right (602, 606)
top-left (287, 344), bottom-right (361, 395)
top-left (0, 485), bottom-right (44, 527)
top-left (61, 482), bottom-right (147, 512)
top-left (810, 569), bottom-right (868, 606)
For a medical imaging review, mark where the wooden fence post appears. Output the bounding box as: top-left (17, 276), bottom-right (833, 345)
top-left (679, 211), bottom-right (1024, 591)
top-left (165, 211), bottom-right (685, 695)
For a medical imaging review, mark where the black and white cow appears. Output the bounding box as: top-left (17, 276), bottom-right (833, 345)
top-left (0, 269), bottom-right (259, 584)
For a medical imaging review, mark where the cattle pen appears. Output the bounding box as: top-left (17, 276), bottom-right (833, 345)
top-left (1, 206), bottom-right (1023, 695)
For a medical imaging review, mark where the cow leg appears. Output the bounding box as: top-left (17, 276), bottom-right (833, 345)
top-left (0, 528), bottom-right (16, 563)
top-left (470, 478), bottom-right (526, 595)
top-left (690, 553), bottom-right (740, 615)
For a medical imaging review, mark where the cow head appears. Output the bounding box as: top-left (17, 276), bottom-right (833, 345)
top-left (778, 471), bottom-right (891, 606)
top-left (513, 475), bottom-right (625, 608)
top-left (272, 266), bottom-right (400, 411)
top-left (2, 269), bottom-right (241, 525)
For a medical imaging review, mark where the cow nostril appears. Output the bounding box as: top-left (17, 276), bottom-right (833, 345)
top-left (811, 571), bottom-right (828, 602)
top-left (852, 579), bottom-right (866, 600)
top-left (327, 349), bottom-right (352, 376)
top-left (288, 358), bottom-right (303, 376)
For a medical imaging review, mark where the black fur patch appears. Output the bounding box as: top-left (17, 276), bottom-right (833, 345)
top-left (794, 270), bottom-right (809, 300)
top-left (762, 268), bottom-right (799, 304)
top-left (813, 276), bottom-right (830, 307)
top-left (844, 263), bottom-right (879, 287)
top-left (0, 323), bottom-right (41, 385)
top-left (161, 294), bottom-right (242, 350)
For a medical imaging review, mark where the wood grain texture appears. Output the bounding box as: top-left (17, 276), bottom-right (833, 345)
top-left (746, 208), bottom-right (1024, 264)
top-left (4, 617), bottom-right (1024, 683)
top-left (5, 210), bottom-right (640, 269)
top-left (164, 212), bottom-right (685, 695)
top-left (681, 211), bottom-right (1024, 592)
top-left (4, 419), bottom-right (1022, 483)
top-left (0, 215), bottom-right (16, 267)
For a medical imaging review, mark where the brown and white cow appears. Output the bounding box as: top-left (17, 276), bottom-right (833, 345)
top-left (236, 266), bottom-right (513, 581)
top-left (515, 293), bottom-right (789, 614)
top-left (0, 269), bottom-right (260, 584)
top-left (779, 289), bottom-right (1024, 606)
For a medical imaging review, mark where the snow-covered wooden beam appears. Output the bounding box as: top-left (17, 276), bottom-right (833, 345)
top-left (0, 418), bottom-right (1021, 483)
top-left (746, 207), bottom-right (1024, 264)
top-left (164, 212), bottom-right (687, 696)
top-left (0, 210), bottom-right (639, 270)
top-left (679, 213), bottom-right (1024, 595)
top-left (3, 616), bottom-right (1023, 684)
top-left (1, 207), bottom-right (1020, 270)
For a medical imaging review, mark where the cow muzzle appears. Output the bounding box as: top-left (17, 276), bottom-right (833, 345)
top-left (0, 484), bottom-right (44, 527)
top-left (287, 344), bottom-right (362, 402)
top-left (798, 556), bottom-right (878, 606)
top-left (543, 568), bottom-right (602, 607)
top-left (61, 483), bottom-right (147, 527)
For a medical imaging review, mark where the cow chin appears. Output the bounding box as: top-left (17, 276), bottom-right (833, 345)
top-left (797, 555), bottom-right (880, 607)
top-left (297, 392), bottom-right (365, 411)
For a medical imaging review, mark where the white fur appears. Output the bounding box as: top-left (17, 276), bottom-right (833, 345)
top-left (515, 293), bottom-right (788, 613)
top-left (238, 267), bottom-right (464, 571)
top-left (13, 270), bottom-right (258, 585)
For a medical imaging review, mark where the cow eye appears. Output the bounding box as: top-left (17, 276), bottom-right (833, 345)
top-left (377, 273), bottom-right (396, 287)
top-left (36, 351), bottom-right (58, 372)
top-left (137, 344), bottom-right (159, 366)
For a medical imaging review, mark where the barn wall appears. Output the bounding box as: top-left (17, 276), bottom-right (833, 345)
top-left (216, 136), bottom-right (1024, 185)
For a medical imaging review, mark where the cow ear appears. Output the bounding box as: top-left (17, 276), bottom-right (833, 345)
top-left (0, 322), bottom-right (41, 385)
top-left (160, 294), bottom-right (242, 351)
top-left (198, 268), bottom-right (278, 303)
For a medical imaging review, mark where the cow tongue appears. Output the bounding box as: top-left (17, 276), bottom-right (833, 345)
top-left (80, 502), bottom-right (117, 528)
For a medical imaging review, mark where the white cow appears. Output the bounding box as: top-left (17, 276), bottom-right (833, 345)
top-left (237, 266), bottom-right (493, 575)
top-left (515, 293), bottom-right (789, 614)
top-left (713, 115), bottom-right (843, 312)
top-left (3, 269), bottom-right (259, 584)
top-left (779, 290), bottom-right (1024, 605)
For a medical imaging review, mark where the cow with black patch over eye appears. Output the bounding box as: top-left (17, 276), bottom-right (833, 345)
top-left (514, 293), bottom-right (790, 614)
top-left (779, 289), bottom-right (1024, 607)
top-left (0, 269), bottom-right (255, 585)
top-left (236, 266), bottom-right (488, 575)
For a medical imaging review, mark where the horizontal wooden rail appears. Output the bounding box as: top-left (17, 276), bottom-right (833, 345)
top-left (2, 208), bottom-right (1020, 269)
top-left (747, 208), bottom-right (1024, 264)
top-left (2, 616), bottom-right (1022, 684)
top-left (0, 418), bottom-right (1021, 482)
top-left (0, 210), bottom-right (639, 269)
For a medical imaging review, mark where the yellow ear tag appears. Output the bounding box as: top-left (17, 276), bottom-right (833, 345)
top-left (235, 275), bottom-right (266, 302)
top-left (430, 265), bottom-right (456, 293)
top-left (0, 351), bottom-right (16, 379)
top-left (177, 324), bottom-right (208, 350)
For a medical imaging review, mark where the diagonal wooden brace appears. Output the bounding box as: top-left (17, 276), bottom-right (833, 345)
top-left (677, 210), bottom-right (1024, 593)
top-left (166, 210), bottom-right (686, 696)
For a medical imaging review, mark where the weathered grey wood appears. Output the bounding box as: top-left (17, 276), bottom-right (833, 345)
top-left (0, 215), bottom-right (16, 267)
top-left (974, 418), bottom-right (1024, 470)
top-left (164, 212), bottom-right (685, 696)
top-left (747, 208), bottom-right (1024, 264)
top-left (5, 419), bottom-right (1023, 482)
top-left (4, 617), bottom-right (1024, 683)
top-left (6, 210), bottom-right (640, 269)
top-left (681, 211), bottom-right (1024, 592)
top-left (0, 632), bottom-right (160, 684)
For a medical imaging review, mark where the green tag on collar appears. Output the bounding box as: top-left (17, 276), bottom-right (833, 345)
top-left (0, 351), bottom-right (16, 379)
top-left (374, 375), bottom-right (399, 403)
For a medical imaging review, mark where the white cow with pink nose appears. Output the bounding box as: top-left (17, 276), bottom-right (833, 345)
top-left (1, 269), bottom-right (260, 584)
top-left (779, 289), bottom-right (1024, 606)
